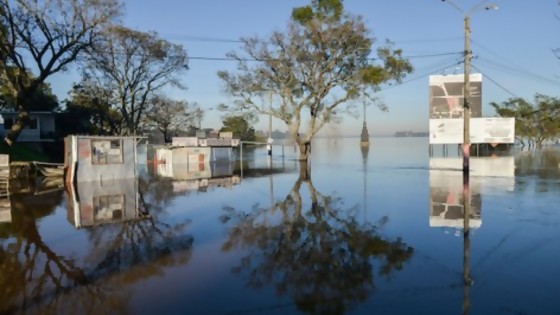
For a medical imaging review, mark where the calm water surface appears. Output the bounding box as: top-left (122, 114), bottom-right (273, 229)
top-left (1, 137), bottom-right (559, 315)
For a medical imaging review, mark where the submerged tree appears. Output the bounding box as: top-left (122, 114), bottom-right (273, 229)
top-left (82, 26), bottom-right (189, 135)
top-left (0, 0), bottom-right (121, 145)
top-left (220, 164), bottom-right (414, 314)
top-left (490, 94), bottom-right (560, 147)
top-left (218, 0), bottom-right (413, 161)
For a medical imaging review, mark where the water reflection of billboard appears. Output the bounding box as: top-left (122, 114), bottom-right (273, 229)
top-left (429, 170), bottom-right (482, 229)
top-left (429, 74), bottom-right (482, 119)
top-left (0, 197), bottom-right (10, 223)
top-left (429, 156), bottom-right (516, 229)
top-left (66, 179), bottom-right (142, 229)
top-left (430, 157), bottom-right (515, 178)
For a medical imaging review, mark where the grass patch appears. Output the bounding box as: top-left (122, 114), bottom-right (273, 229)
top-left (0, 142), bottom-right (51, 162)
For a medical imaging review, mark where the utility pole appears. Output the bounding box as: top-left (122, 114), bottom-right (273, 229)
top-left (463, 15), bottom-right (471, 174)
top-left (442, 0), bottom-right (497, 174)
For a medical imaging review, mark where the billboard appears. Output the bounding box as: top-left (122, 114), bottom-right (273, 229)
top-left (429, 117), bottom-right (515, 144)
top-left (429, 74), bottom-right (482, 119)
top-left (470, 118), bottom-right (516, 144)
top-left (429, 119), bottom-right (463, 144)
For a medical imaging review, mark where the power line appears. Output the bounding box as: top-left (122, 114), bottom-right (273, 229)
top-left (417, 55), bottom-right (465, 75)
top-left (393, 37), bottom-right (463, 44)
top-left (162, 34), bottom-right (243, 43)
top-left (187, 51), bottom-right (461, 63)
top-left (381, 61), bottom-right (464, 91)
top-left (78, 49), bottom-right (461, 63)
top-left (471, 64), bottom-right (519, 98)
top-left (163, 34), bottom-right (464, 45)
top-left (476, 56), bottom-right (560, 87)
top-left (471, 38), bottom-right (518, 69)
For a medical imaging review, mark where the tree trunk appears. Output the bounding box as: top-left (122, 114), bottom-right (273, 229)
top-left (297, 140), bottom-right (311, 161)
top-left (298, 161), bottom-right (311, 182)
top-left (4, 110), bottom-right (30, 146)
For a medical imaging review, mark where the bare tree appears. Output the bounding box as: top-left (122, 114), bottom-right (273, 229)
top-left (0, 0), bottom-right (122, 145)
top-left (218, 0), bottom-right (413, 161)
top-left (82, 26), bottom-right (189, 135)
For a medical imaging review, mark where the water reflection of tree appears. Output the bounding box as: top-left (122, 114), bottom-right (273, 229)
top-left (0, 190), bottom-right (103, 314)
top-left (0, 178), bottom-right (194, 315)
top-left (515, 150), bottom-right (560, 179)
top-left (221, 164), bottom-right (414, 315)
top-left (515, 150), bottom-right (560, 192)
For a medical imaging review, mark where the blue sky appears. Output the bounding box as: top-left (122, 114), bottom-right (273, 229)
top-left (48, 0), bottom-right (560, 136)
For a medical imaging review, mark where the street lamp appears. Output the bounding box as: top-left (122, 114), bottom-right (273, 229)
top-left (441, 0), bottom-right (497, 174)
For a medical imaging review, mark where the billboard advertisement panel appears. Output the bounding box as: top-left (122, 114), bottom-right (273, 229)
top-left (470, 117), bottom-right (515, 144)
top-left (429, 119), bottom-right (463, 144)
top-left (429, 74), bottom-right (482, 119)
top-left (429, 118), bottom-right (515, 144)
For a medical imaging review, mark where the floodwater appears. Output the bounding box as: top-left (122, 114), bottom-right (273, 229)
top-left (0, 137), bottom-right (559, 315)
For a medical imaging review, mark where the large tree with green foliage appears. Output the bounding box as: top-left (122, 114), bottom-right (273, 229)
top-left (0, 0), bottom-right (122, 145)
top-left (218, 0), bottom-right (413, 161)
top-left (0, 75), bottom-right (59, 111)
top-left (220, 115), bottom-right (256, 141)
top-left (491, 94), bottom-right (560, 147)
top-left (82, 26), bottom-right (189, 135)
top-left (59, 81), bottom-right (124, 137)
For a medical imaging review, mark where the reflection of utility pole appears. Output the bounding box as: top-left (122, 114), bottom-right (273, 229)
top-left (268, 91), bottom-right (273, 156)
top-left (269, 161), bottom-right (274, 213)
top-left (361, 144), bottom-right (369, 223)
top-left (462, 171), bottom-right (472, 315)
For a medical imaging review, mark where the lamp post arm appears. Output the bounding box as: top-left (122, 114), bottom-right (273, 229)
top-left (468, 1), bottom-right (498, 15)
top-left (441, 0), bottom-right (465, 15)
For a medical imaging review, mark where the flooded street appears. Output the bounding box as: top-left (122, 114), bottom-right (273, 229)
top-left (1, 138), bottom-right (559, 315)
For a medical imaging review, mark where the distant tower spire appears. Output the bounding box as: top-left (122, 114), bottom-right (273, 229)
top-left (360, 102), bottom-right (369, 145)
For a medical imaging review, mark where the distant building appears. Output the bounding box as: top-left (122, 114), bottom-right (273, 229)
top-left (395, 131), bottom-right (429, 137)
top-left (0, 111), bottom-right (56, 142)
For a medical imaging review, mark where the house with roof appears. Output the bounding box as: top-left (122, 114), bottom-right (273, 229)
top-left (0, 111), bottom-right (56, 142)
